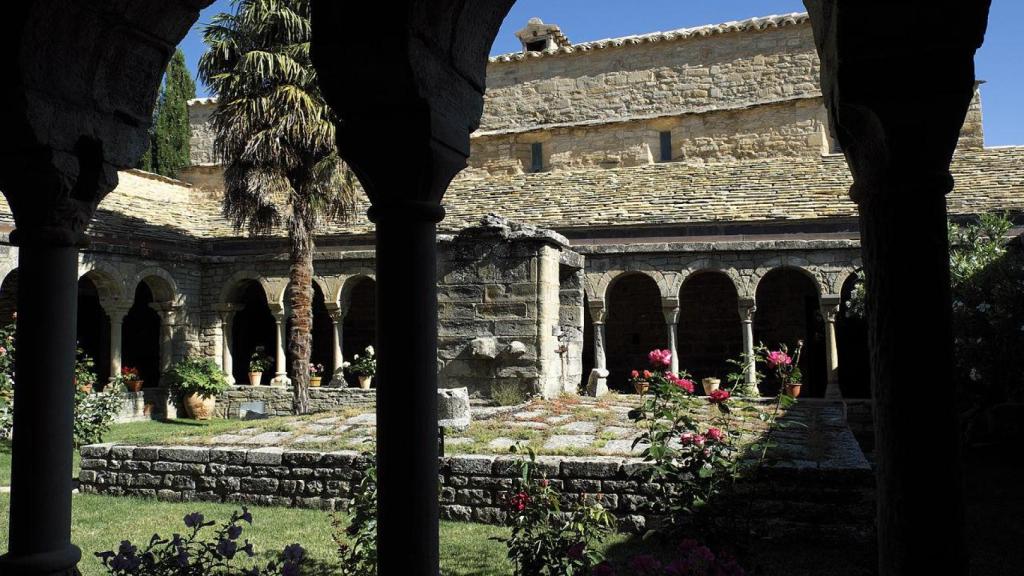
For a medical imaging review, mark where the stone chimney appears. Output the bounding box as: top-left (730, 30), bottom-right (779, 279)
top-left (515, 18), bottom-right (570, 53)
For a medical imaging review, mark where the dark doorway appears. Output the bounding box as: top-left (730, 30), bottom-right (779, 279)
top-left (342, 277), bottom-right (376, 387)
top-left (231, 280), bottom-right (276, 385)
top-left (77, 276), bottom-right (110, 384)
top-left (838, 272), bottom-right (871, 399)
top-left (677, 272), bottom-right (743, 382)
top-left (122, 283), bottom-right (161, 388)
top-left (605, 273), bottom-right (663, 392)
top-left (754, 268), bottom-right (825, 397)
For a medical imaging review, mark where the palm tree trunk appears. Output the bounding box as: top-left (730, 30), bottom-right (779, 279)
top-left (288, 223), bottom-right (314, 415)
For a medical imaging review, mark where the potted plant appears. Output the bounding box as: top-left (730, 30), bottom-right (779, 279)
top-left (247, 347), bottom-right (271, 386)
top-left (168, 356), bottom-right (228, 420)
top-left (630, 369), bottom-right (652, 395)
top-left (766, 341), bottom-right (804, 398)
top-left (309, 363), bottom-right (324, 387)
top-left (74, 348), bottom-right (97, 394)
top-left (344, 346), bottom-right (376, 389)
top-left (119, 366), bottom-right (144, 392)
top-left (701, 377), bottom-right (721, 396)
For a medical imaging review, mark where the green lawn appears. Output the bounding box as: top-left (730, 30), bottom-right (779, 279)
top-left (0, 493), bottom-right (516, 576)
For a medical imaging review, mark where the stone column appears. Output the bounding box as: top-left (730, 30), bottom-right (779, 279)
top-left (587, 299), bottom-right (609, 397)
top-left (326, 304), bottom-right (346, 387)
top-left (1, 232), bottom-right (82, 575)
top-left (805, 3), bottom-right (989, 573)
top-left (150, 303), bottom-right (180, 386)
top-left (821, 295), bottom-right (842, 400)
top-left (106, 304), bottom-right (129, 385)
top-left (269, 307), bottom-right (291, 387)
top-left (662, 298), bottom-right (680, 374)
top-left (214, 305), bottom-right (240, 385)
top-left (738, 298), bottom-right (757, 394)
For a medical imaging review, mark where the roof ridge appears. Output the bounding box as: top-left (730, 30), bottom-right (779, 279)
top-left (490, 12), bottom-right (809, 63)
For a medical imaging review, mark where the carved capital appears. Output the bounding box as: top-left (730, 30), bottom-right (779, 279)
top-left (587, 299), bottom-right (607, 324)
top-left (738, 298), bottom-right (756, 321)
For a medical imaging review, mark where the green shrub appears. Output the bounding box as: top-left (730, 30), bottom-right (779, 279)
top-left (73, 389), bottom-right (123, 448)
top-left (168, 356), bottom-right (228, 399)
top-left (333, 451), bottom-right (377, 576)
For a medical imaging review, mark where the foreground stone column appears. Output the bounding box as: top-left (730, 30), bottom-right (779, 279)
top-left (269, 307), bottom-right (291, 387)
top-left (804, 2), bottom-right (990, 573)
top-left (0, 232), bottom-right (82, 575)
top-left (821, 296), bottom-right (841, 400)
top-left (326, 304), bottom-right (346, 386)
top-left (106, 305), bottom-right (129, 384)
top-left (662, 298), bottom-right (680, 374)
top-left (738, 298), bottom-right (757, 394)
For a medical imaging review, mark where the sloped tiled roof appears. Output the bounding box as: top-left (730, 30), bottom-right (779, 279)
top-left (3, 148), bottom-right (1022, 245)
top-left (490, 13), bottom-right (810, 63)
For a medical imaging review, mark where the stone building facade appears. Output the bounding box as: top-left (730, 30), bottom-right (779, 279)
top-left (1, 13), bottom-right (1020, 406)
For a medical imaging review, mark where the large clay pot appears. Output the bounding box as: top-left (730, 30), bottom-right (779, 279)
top-left (184, 393), bottom-right (217, 420)
top-left (310, 376), bottom-right (322, 388)
top-left (784, 383), bottom-right (802, 398)
top-left (247, 372), bottom-right (262, 386)
top-left (633, 380), bottom-right (650, 395)
top-left (127, 379), bottom-right (144, 393)
top-left (702, 377), bottom-right (721, 396)
top-left (358, 375), bottom-right (373, 390)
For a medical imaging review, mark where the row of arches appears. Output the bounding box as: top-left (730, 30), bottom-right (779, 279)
top-left (0, 265), bottom-right (380, 389)
top-left (584, 267), bottom-right (869, 398)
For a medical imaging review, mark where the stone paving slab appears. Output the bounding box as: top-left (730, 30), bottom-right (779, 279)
top-left (559, 421), bottom-right (598, 434)
top-left (544, 434), bottom-right (595, 450)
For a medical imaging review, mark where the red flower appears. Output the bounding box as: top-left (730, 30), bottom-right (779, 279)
top-left (706, 427), bottom-right (725, 442)
top-left (507, 491), bottom-right (531, 512)
top-left (642, 370), bottom-right (652, 379)
top-left (708, 389), bottom-right (731, 404)
top-left (631, 370), bottom-right (640, 379)
top-left (648, 349), bottom-right (673, 367)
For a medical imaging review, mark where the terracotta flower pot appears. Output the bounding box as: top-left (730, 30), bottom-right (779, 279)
top-left (702, 377), bottom-right (721, 396)
top-left (358, 375), bottom-right (373, 390)
top-left (184, 393), bottom-right (216, 420)
top-left (247, 372), bottom-right (262, 386)
top-left (633, 380), bottom-right (650, 395)
top-left (127, 379), bottom-right (143, 393)
top-left (784, 383), bottom-right (802, 398)
top-left (310, 376), bottom-right (322, 388)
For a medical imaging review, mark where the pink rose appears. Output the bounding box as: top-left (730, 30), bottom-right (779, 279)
top-left (706, 427), bottom-right (724, 442)
top-left (648, 349), bottom-right (672, 367)
top-left (708, 389), bottom-right (731, 404)
top-left (631, 370), bottom-right (640, 379)
top-left (680, 432), bottom-right (706, 447)
top-left (766, 350), bottom-right (792, 368)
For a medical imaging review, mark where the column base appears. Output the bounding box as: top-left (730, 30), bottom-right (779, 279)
top-left (586, 368), bottom-right (609, 397)
top-left (0, 544), bottom-right (82, 576)
top-left (328, 369), bottom-right (346, 388)
top-left (824, 383), bottom-right (843, 400)
top-left (270, 375), bottom-right (291, 387)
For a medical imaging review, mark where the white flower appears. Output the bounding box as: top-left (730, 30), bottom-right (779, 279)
top-left (365, 345), bottom-right (375, 356)
top-left (970, 368), bottom-right (982, 382)
top-left (976, 302), bottom-right (992, 313)
top-left (342, 361), bottom-right (351, 368)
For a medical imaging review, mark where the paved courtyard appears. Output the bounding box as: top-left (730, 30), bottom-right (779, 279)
top-left (166, 394), bottom-right (868, 470)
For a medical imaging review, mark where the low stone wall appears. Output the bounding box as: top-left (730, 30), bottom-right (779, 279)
top-left (79, 443), bottom-right (874, 541)
top-left (216, 386), bottom-right (375, 418)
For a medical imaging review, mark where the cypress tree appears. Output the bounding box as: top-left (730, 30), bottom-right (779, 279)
top-left (153, 49), bottom-right (197, 178)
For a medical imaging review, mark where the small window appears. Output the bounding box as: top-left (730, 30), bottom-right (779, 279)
top-left (531, 143), bottom-right (544, 173)
top-left (526, 39), bottom-right (548, 52)
top-left (659, 131), bottom-right (673, 162)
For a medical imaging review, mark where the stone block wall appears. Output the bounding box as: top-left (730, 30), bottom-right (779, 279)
top-left (467, 98), bottom-right (830, 175)
top-left (558, 265), bottom-right (585, 392)
top-left (216, 386), bottom-right (375, 418)
top-left (481, 24), bottom-right (821, 133)
top-left (436, 217), bottom-right (580, 399)
top-left (78, 443), bottom-right (874, 541)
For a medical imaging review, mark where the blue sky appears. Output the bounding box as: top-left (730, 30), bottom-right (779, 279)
top-left (179, 1), bottom-right (1024, 146)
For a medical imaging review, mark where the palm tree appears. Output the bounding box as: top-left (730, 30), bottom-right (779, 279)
top-left (199, 0), bottom-right (355, 414)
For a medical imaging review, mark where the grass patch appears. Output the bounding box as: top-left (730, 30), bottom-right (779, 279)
top-left (0, 493), bottom-right (515, 576)
top-left (0, 441), bottom-right (9, 486)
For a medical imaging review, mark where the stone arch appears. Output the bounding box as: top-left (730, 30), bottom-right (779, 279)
top-left (837, 270), bottom-right (870, 399)
top-left (752, 263), bottom-right (825, 300)
top-left (129, 266), bottom-right (180, 305)
top-left (677, 261), bottom-right (745, 299)
top-left (599, 269), bottom-right (663, 301)
top-left (605, 271), bottom-right (664, 392)
top-left (78, 261), bottom-right (128, 306)
top-left (754, 267), bottom-right (826, 397)
top-left (676, 269), bottom-right (743, 380)
top-left (313, 275), bottom-right (337, 307)
top-left (219, 270), bottom-right (276, 306)
top-left (339, 273), bottom-right (377, 312)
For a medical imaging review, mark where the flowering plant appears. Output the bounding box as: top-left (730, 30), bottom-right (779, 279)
top-left (648, 349), bottom-right (673, 368)
top-left (248, 347), bottom-right (272, 373)
top-left (0, 319), bottom-right (14, 439)
top-left (764, 341), bottom-right (803, 389)
top-left (120, 367), bottom-right (141, 382)
top-left (496, 445), bottom-right (615, 576)
top-left (333, 450), bottom-right (377, 576)
top-left (344, 346), bottom-right (376, 378)
top-left (629, 349), bottom-right (741, 525)
top-left (309, 363), bottom-right (325, 378)
top-left (95, 508), bottom-right (305, 575)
